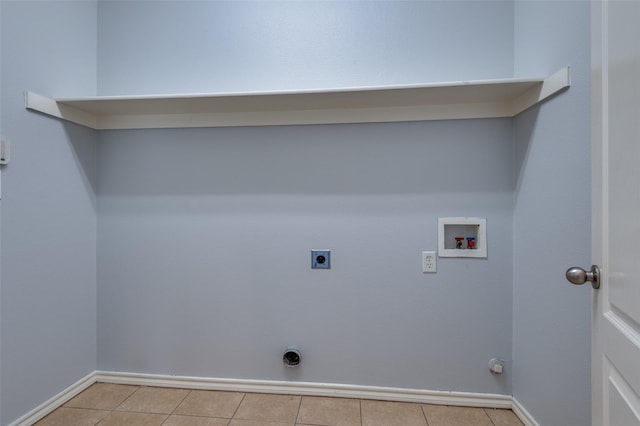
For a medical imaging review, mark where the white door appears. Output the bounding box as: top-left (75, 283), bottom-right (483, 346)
top-left (591, 0), bottom-right (640, 424)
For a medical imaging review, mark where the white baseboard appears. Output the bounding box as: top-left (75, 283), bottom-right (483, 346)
top-left (9, 371), bottom-right (97, 426)
top-left (512, 397), bottom-right (540, 426)
top-left (95, 370), bottom-right (513, 409)
top-left (10, 370), bottom-right (538, 426)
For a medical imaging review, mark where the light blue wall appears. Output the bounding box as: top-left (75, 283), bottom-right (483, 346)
top-left (0, 1), bottom-right (594, 424)
top-left (97, 121), bottom-right (514, 393)
top-left (96, 0), bottom-right (516, 394)
top-left (97, 0), bottom-right (514, 95)
top-left (513, 1), bottom-right (591, 425)
top-left (0, 1), bottom-right (98, 424)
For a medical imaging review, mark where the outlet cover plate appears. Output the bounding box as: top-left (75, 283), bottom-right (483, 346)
top-left (311, 249), bottom-right (330, 269)
top-left (422, 251), bottom-right (437, 273)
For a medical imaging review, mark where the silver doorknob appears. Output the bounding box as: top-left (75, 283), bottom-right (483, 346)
top-left (565, 265), bottom-right (600, 289)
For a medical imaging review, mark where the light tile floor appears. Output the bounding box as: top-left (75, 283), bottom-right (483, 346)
top-left (35, 383), bottom-right (524, 426)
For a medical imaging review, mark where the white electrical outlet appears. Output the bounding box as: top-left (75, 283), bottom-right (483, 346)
top-left (422, 251), bottom-right (437, 273)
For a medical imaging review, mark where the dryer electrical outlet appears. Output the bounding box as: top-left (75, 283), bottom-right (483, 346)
top-left (311, 250), bottom-right (331, 269)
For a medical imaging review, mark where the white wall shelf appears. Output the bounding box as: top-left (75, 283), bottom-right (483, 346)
top-left (25, 67), bottom-right (569, 130)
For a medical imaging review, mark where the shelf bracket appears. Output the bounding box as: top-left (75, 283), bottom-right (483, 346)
top-left (25, 91), bottom-right (98, 129)
top-left (510, 66), bottom-right (570, 116)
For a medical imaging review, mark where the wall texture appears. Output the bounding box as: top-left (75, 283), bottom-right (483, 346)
top-left (97, 121), bottom-right (514, 394)
top-left (96, 0), bottom-right (516, 395)
top-left (512, 1), bottom-right (592, 425)
top-left (0, 1), bottom-right (98, 424)
top-left (97, 0), bottom-right (514, 95)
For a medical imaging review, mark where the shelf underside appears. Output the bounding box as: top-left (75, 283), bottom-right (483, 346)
top-left (26, 67), bottom-right (569, 130)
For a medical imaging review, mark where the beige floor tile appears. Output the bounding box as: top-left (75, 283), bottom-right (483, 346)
top-left (484, 408), bottom-right (525, 426)
top-left (36, 386), bottom-right (529, 426)
top-left (175, 390), bottom-right (244, 418)
top-left (35, 407), bottom-right (109, 426)
top-left (164, 415), bottom-right (231, 425)
top-left (422, 404), bottom-right (493, 426)
top-left (228, 420), bottom-right (292, 426)
top-left (297, 396), bottom-right (361, 426)
top-left (98, 411), bottom-right (167, 425)
top-left (65, 383), bottom-right (139, 410)
top-left (115, 386), bottom-right (190, 414)
top-left (233, 393), bottom-right (300, 423)
top-left (361, 400), bottom-right (427, 426)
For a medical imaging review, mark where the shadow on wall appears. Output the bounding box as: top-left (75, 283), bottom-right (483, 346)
top-left (94, 119), bottom-right (514, 197)
top-left (512, 104), bottom-right (540, 203)
top-left (64, 122), bottom-right (98, 211)
top-left (513, 84), bottom-right (573, 202)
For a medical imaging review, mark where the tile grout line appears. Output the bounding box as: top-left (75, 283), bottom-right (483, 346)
top-left (112, 384), bottom-right (142, 414)
top-left (294, 394), bottom-right (304, 425)
top-left (483, 408), bottom-right (497, 426)
top-left (96, 397), bottom-right (117, 426)
top-left (229, 391), bottom-right (247, 422)
top-left (159, 388), bottom-right (193, 425)
top-left (96, 383), bottom-right (142, 425)
top-left (420, 403), bottom-right (430, 426)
